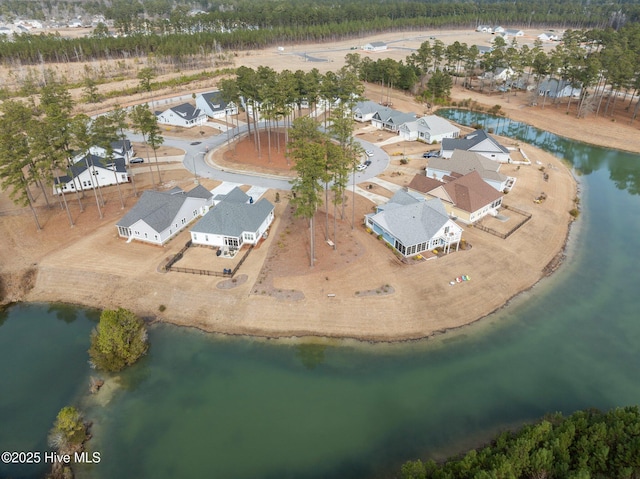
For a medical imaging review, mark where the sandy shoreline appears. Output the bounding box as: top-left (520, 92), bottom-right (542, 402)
top-left (3, 28), bottom-right (638, 342)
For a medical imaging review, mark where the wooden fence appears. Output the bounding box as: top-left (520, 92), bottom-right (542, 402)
top-left (164, 241), bottom-right (254, 278)
top-left (474, 205), bottom-right (532, 239)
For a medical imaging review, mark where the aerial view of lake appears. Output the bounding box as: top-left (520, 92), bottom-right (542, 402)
top-left (2, 113), bottom-right (640, 479)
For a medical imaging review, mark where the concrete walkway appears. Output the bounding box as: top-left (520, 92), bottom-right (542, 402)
top-left (354, 186), bottom-right (389, 205)
top-left (367, 177), bottom-right (403, 193)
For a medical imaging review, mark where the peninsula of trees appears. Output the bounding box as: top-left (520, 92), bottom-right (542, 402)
top-left (401, 407), bottom-right (640, 479)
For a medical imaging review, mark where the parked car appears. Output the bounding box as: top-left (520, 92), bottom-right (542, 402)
top-left (365, 149), bottom-right (374, 157)
top-left (364, 160), bottom-right (372, 166)
top-left (422, 151), bottom-right (439, 158)
top-left (190, 141), bottom-right (202, 146)
top-left (130, 157), bottom-right (144, 164)
top-left (356, 163), bottom-right (367, 171)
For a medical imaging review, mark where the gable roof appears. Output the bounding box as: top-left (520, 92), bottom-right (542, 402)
top-left (191, 187), bottom-right (274, 237)
top-left (199, 91), bottom-right (231, 112)
top-left (55, 154), bottom-right (127, 185)
top-left (117, 186), bottom-right (212, 232)
top-left (369, 191), bottom-right (452, 246)
top-left (442, 129), bottom-right (509, 155)
top-left (430, 150), bottom-right (508, 184)
top-left (373, 108), bottom-right (416, 126)
top-left (162, 103), bottom-right (204, 121)
top-left (407, 174), bottom-right (443, 194)
top-left (440, 171), bottom-right (503, 213)
top-left (353, 100), bottom-right (382, 115)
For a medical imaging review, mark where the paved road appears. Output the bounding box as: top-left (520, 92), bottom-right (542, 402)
top-left (127, 125), bottom-right (389, 191)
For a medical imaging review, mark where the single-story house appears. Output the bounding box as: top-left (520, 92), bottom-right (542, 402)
top-left (537, 32), bottom-right (560, 42)
top-left (116, 185), bottom-right (214, 245)
top-left (195, 91), bottom-right (238, 120)
top-left (441, 129), bottom-right (512, 163)
top-left (483, 67), bottom-right (516, 82)
top-left (371, 108), bottom-right (416, 133)
top-left (156, 103), bottom-right (207, 128)
top-left (362, 41), bottom-right (387, 52)
top-left (353, 100), bottom-right (383, 122)
top-left (409, 171), bottom-right (504, 224)
top-left (54, 154), bottom-right (129, 195)
top-left (365, 189), bottom-right (462, 257)
top-left (426, 149), bottom-right (511, 191)
top-left (475, 45), bottom-right (493, 56)
top-left (89, 139), bottom-right (134, 161)
top-left (476, 25), bottom-right (493, 33)
top-left (190, 187), bottom-right (274, 250)
top-left (504, 29), bottom-right (525, 37)
top-left (538, 78), bottom-right (581, 99)
top-left (398, 115), bottom-right (460, 143)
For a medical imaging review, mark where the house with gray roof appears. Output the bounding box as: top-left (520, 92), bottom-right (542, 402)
top-left (353, 100), bottom-right (383, 122)
top-left (116, 185), bottom-right (214, 245)
top-left (538, 78), bottom-right (581, 99)
top-left (362, 41), bottom-right (387, 52)
top-left (54, 154), bottom-right (129, 195)
top-left (156, 103), bottom-right (207, 128)
top-left (190, 187), bottom-right (274, 251)
top-left (427, 149), bottom-right (513, 191)
top-left (371, 108), bottom-right (416, 133)
top-left (196, 90), bottom-right (238, 120)
top-left (441, 129), bottom-right (512, 163)
top-left (398, 115), bottom-right (460, 143)
top-left (364, 190), bottom-right (462, 257)
top-left (89, 139), bottom-right (134, 161)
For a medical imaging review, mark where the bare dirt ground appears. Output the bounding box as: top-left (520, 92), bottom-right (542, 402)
top-left (2, 27), bottom-right (638, 341)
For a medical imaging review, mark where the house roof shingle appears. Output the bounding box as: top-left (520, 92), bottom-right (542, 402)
top-left (440, 171), bottom-right (503, 213)
top-left (369, 190), bottom-right (452, 246)
top-left (116, 186), bottom-right (212, 232)
top-left (191, 187), bottom-right (274, 238)
top-left (442, 129), bottom-right (509, 155)
top-left (429, 150), bottom-right (508, 185)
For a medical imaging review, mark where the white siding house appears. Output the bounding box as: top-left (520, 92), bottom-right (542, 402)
top-left (353, 100), bottom-right (382, 122)
top-left (54, 155), bottom-right (129, 195)
top-left (190, 187), bottom-right (274, 250)
top-left (156, 103), bottom-right (207, 128)
top-left (89, 139), bottom-right (134, 161)
top-left (362, 41), bottom-right (387, 52)
top-left (538, 78), bottom-right (581, 98)
top-left (116, 185), bottom-right (214, 245)
top-left (195, 91), bottom-right (238, 119)
top-left (398, 115), bottom-right (460, 143)
top-left (371, 108), bottom-right (416, 132)
top-left (441, 129), bottom-right (512, 163)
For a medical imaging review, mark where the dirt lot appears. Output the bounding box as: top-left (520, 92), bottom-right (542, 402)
top-left (2, 27), bottom-right (638, 340)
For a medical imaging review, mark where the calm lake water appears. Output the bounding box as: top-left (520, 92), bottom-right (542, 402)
top-left (3, 112), bottom-right (640, 479)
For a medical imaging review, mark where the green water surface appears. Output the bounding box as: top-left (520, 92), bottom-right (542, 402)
top-left (3, 115), bottom-right (640, 479)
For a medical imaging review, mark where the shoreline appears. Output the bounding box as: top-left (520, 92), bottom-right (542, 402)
top-left (19, 136), bottom-right (578, 342)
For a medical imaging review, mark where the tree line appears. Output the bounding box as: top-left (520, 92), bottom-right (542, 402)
top-left (400, 406), bottom-right (640, 479)
top-left (345, 24), bottom-right (640, 120)
top-left (1, 0), bottom-right (639, 66)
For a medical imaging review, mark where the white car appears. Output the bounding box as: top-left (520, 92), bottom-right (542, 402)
top-left (365, 150), bottom-right (374, 157)
top-left (356, 163), bottom-right (367, 171)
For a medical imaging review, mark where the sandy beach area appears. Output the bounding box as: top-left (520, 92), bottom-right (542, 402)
top-left (1, 28), bottom-right (638, 341)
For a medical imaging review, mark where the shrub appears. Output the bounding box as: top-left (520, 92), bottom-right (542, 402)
top-left (569, 208), bottom-right (580, 218)
top-left (400, 158), bottom-right (409, 164)
top-left (88, 308), bottom-right (149, 372)
top-left (158, 304), bottom-right (166, 312)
